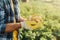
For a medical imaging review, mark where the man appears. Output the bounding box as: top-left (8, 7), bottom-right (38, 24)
top-left (0, 0), bottom-right (24, 40)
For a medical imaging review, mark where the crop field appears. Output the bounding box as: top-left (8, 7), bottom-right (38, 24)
top-left (19, 0), bottom-right (60, 40)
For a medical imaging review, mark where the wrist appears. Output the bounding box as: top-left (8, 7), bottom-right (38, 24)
top-left (16, 23), bottom-right (21, 28)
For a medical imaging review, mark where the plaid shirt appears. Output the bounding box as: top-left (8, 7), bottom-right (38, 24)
top-left (0, 0), bottom-right (20, 40)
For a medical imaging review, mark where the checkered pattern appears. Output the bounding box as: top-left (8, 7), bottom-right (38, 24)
top-left (0, 0), bottom-right (20, 40)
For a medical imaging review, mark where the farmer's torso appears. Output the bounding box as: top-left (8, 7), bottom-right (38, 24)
top-left (0, 0), bottom-right (19, 40)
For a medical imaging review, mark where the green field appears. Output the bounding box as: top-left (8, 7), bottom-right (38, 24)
top-left (19, 0), bottom-right (60, 40)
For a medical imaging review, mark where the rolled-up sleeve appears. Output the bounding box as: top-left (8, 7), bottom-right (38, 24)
top-left (0, 0), bottom-right (6, 33)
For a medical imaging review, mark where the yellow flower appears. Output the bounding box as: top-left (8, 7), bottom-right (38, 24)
top-left (25, 15), bottom-right (43, 30)
top-left (25, 21), bottom-right (42, 30)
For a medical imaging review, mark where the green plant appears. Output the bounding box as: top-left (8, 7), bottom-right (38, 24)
top-left (19, 0), bottom-right (60, 40)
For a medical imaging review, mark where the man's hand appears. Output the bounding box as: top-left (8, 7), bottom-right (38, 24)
top-left (18, 17), bottom-right (24, 22)
top-left (18, 17), bottom-right (29, 29)
top-left (20, 20), bottom-right (31, 30)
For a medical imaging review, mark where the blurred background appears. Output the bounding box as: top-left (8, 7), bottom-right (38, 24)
top-left (19, 0), bottom-right (60, 40)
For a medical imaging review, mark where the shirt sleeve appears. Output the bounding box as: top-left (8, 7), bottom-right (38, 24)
top-left (0, 0), bottom-right (6, 33)
top-left (13, 0), bottom-right (21, 22)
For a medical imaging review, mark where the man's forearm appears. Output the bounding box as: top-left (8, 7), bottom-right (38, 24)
top-left (5, 23), bottom-right (21, 33)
